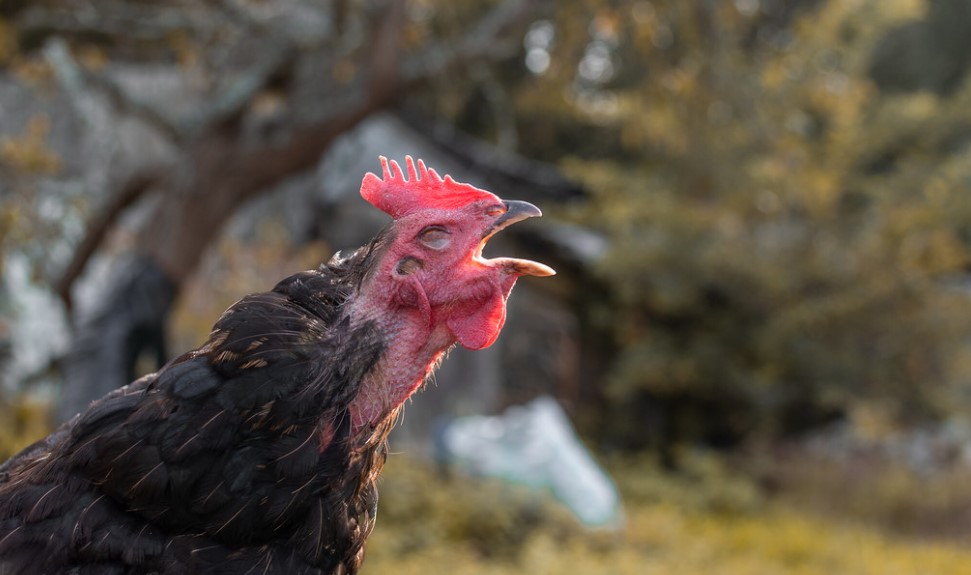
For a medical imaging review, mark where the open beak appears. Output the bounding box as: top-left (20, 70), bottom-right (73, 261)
top-left (476, 200), bottom-right (556, 277)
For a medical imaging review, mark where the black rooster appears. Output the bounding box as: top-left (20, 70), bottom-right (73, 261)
top-left (0, 156), bottom-right (554, 574)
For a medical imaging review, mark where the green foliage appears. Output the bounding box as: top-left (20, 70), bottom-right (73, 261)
top-left (364, 455), bottom-right (971, 574)
top-left (0, 396), bottom-right (52, 461)
top-left (613, 450), bottom-right (762, 515)
top-left (0, 110), bottom-right (73, 280)
top-left (488, 0), bottom-right (971, 445)
top-left (0, 115), bottom-right (60, 176)
top-left (369, 457), bottom-right (578, 563)
top-left (754, 446), bottom-right (971, 540)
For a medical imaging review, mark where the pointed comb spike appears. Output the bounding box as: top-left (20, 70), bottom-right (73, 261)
top-left (405, 156), bottom-right (419, 181)
top-left (390, 159), bottom-right (404, 181)
top-left (417, 158), bottom-right (428, 179)
top-left (380, 156), bottom-right (391, 180)
top-left (427, 167), bottom-right (442, 183)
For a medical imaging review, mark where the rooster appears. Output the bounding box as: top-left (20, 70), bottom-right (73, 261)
top-left (0, 156), bottom-right (554, 574)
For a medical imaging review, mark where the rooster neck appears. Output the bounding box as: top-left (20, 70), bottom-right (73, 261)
top-left (345, 293), bottom-right (455, 436)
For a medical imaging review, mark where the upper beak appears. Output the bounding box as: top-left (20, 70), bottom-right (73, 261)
top-left (477, 200), bottom-right (556, 277)
top-left (492, 200), bottom-right (543, 231)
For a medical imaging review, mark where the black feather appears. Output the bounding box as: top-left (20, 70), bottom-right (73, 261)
top-left (0, 232), bottom-right (400, 574)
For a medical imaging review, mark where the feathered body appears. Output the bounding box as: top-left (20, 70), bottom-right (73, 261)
top-left (0, 157), bottom-right (553, 574)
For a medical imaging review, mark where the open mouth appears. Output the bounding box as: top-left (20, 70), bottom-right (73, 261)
top-left (474, 200), bottom-right (556, 277)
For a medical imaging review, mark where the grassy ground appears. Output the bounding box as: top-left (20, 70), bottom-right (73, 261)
top-left (365, 455), bottom-right (971, 575)
top-left (2, 401), bottom-right (969, 574)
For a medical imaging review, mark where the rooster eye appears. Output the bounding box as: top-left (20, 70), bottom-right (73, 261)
top-left (418, 226), bottom-right (451, 250)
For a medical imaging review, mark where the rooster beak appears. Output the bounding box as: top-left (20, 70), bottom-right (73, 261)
top-left (484, 200), bottom-right (543, 240)
top-left (494, 200), bottom-right (542, 230)
top-left (478, 199), bottom-right (555, 277)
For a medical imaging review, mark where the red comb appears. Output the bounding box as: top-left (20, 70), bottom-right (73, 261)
top-left (360, 156), bottom-right (501, 218)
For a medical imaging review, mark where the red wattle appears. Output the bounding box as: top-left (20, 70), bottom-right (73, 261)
top-left (446, 292), bottom-right (507, 350)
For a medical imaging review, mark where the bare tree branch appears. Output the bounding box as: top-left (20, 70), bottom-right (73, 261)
top-left (366, 0), bottom-right (408, 106)
top-left (19, 3), bottom-right (209, 45)
top-left (54, 169), bottom-right (163, 313)
top-left (43, 38), bottom-right (183, 143)
top-left (469, 62), bottom-right (519, 151)
top-left (397, 110), bottom-right (585, 204)
top-left (238, 0), bottom-right (539, 193)
top-left (401, 0), bottom-right (534, 83)
top-left (45, 33), bottom-right (301, 145)
top-left (179, 35), bottom-right (298, 137)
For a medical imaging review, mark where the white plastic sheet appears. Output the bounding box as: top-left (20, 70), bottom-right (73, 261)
top-left (438, 396), bottom-right (623, 528)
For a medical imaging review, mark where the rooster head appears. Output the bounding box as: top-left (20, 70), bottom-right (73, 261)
top-left (359, 156), bottom-right (554, 351)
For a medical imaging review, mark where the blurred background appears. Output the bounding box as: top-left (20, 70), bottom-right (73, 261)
top-left (3, 0), bottom-right (971, 572)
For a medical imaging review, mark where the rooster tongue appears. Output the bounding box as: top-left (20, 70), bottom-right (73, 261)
top-left (478, 200), bottom-right (556, 277)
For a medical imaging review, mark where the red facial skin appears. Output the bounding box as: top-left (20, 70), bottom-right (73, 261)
top-left (346, 157), bottom-right (553, 433)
